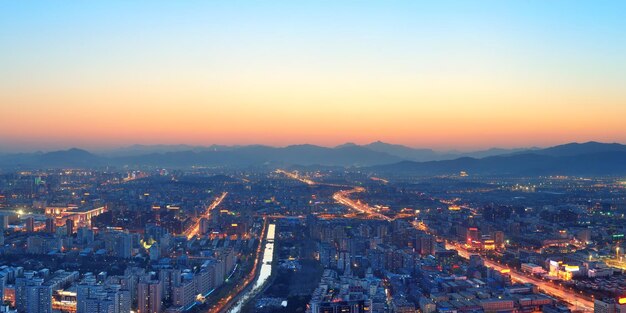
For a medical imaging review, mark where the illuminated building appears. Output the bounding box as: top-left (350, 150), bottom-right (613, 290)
top-left (483, 239), bottom-right (495, 250)
top-left (548, 261), bottom-right (580, 281)
top-left (4, 285), bottom-right (16, 307)
top-left (45, 205), bottom-right (106, 228)
top-left (448, 205), bottom-right (461, 211)
top-left (467, 227), bottom-right (481, 249)
top-left (45, 206), bottom-right (78, 217)
top-left (52, 290), bottom-right (77, 313)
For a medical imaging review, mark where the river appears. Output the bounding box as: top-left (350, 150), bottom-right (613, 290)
top-left (228, 223), bottom-right (275, 313)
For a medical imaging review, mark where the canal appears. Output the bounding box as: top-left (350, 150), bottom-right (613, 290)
top-left (228, 223), bottom-right (275, 313)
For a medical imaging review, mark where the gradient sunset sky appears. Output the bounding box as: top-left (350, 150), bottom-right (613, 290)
top-left (2, 1), bottom-right (625, 152)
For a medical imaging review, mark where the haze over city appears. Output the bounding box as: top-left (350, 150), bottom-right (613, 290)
top-left (1, 2), bottom-right (626, 313)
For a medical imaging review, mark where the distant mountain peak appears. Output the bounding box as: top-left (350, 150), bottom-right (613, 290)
top-left (335, 142), bottom-right (358, 148)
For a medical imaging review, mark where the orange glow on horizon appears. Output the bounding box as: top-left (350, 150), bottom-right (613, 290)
top-left (3, 1), bottom-right (626, 151)
top-left (3, 88), bottom-right (626, 151)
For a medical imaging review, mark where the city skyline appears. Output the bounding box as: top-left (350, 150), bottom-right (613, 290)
top-left (2, 1), bottom-right (626, 151)
top-left (3, 2), bottom-right (626, 313)
top-left (1, 2), bottom-right (625, 313)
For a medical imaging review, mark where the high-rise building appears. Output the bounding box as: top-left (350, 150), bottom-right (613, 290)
top-left (467, 227), bottom-right (480, 246)
top-left (76, 275), bottom-right (98, 313)
top-left (26, 284), bottom-right (52, 313)
top-left (26, 217), bottom-right (35, 233)
top-left (107, 274), bottom-right (135, 312)
top-left (158, 269), bottom-right (181, 302)
top-left (0, 273), bottom-right (5, 302)
top-left (45, 218), bottom-right (56, 233)
top-left (199, 218), bottom-right (210, 235)
top-left (149, 244), bottom-right (160, 261)
top-left (66, 219), bottom-right (74, 236)
top-left (137, 279), bottom-right (162, 313)
top-left (493, 231), bottom-right (505, 249)
top-left (0, 213), bottom-right (10, 230)
top-left (115, 233), bottom-right (133, 259)
top-left (416, 235), bottom-right (435, 256)
top-left (194, 270), bottom-right (212, 296)
top-left (118, 289), bottom-right (132, 313)
top-left (172, 279), bottom-right (196, 309)
top-left (77, 227), bottom-right (94, 245)
top-left (77, 277), bottom-right (130, 313)
top-left (15, 273), bottom-right (50, 313)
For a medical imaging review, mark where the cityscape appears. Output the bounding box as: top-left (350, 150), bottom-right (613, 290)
top-left (2, 2), bottom-right (626, 313)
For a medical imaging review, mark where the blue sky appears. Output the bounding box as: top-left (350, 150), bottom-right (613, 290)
top-left (1, 1), bottom-right (626, 151)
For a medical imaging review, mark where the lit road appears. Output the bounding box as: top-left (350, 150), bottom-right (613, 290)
top-left (444, 238), bottom-right (594, 311)
top-left (275, 169), bottom-right (350, 188)
top-left (277, 169), bottom-right (393, 221)
top-left (604, 259), bottom-right (626, 271)
top-left (411, 220), bottom-right (594, 312)
top-left (278, 170), bottom-right (594, 311)
top-left (275, 169), bottom-right (316, 185)
top-left (333, 187), bottom-right (393, 222)
top-left (183, 192), bottom-right (228, 239)
top-left (205, 218), bottom-right (269, 313)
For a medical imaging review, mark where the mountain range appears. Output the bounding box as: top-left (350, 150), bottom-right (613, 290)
top-left (370, 142), bottom-right (626, 176)
top-left (1, 141), bottom-right (626, 176)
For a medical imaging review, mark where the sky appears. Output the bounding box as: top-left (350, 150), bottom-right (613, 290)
top-left (1, 1), bottom-right (626, 152)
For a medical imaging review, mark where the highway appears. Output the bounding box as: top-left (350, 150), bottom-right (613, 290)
top-left (332, 187), bottom-right (393, 222)
top-left (276, 169), bottom-right (392, 221)
top-left (410, 220), bottom-right (594, 312)
top-left (183, 192), bottom-right (228, 239)
top-left (275, 169), bottom-right (351, 188)
top-left (275, 169), bottom-right (316, 185)
top-left (278, 171), bottom-right (594, 312)
top-left (427, 229), bottom-right (595, 312)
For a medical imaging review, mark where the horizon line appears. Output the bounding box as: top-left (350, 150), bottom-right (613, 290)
top-left (1, 140), bottom-right (622, 155)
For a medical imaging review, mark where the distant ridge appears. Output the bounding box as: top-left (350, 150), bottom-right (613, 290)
top-left (369, 142), bottom-right (626, 176)
top-left (1, 141), bottom-right (625, 175)
top-left (524, 141), bottom-right (626, 156)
